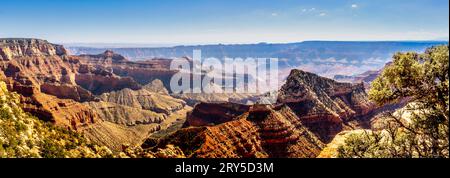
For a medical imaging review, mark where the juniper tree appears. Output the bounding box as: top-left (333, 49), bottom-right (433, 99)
top-left (338, 45), bottom-right (449, 158)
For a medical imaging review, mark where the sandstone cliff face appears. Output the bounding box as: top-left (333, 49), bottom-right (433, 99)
top-left (85, 101), bottom-right (166, 126)
top-left (173, 93), bottom-right (257, 106)
top-left (0, 39), bottom-right (75, 89)
top-left (40, 83), bottom-right (96, 102)
top-left (277, 69), bottom-right (375, 141)
top-left (76, 50), bottom-right (177, 90)
top-left (145, 104), bottom-right (324, 158)
top-left (0, 39), bottom-right (98, 130)
top-left (20, 92), bottom-right (98, 131)
top-left (99, 88), bottom-right (186, 115)
top-left (73, 52), bottom-right (143, 95)
top-left (184, 102), bottom-right (250, 127)
top-left (142, 79), bottom-right (169, 94)
top-left (0, 38), bottom-right (67, 60)
top-left (75, 73), bottom-right (141, 95)
top-left (0, 39), bottom-right (98, 103)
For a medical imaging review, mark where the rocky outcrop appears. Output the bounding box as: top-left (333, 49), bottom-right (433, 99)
top-left (0, 38), bottom-right (67, 60)
top-left (40, 83), bottom-right (96, 102)
top-left (120, 144), bottom-right (186, 158)
top-left (277, 69), bottom-right (376, 141)
top-left (0, 77), bottom-right (98, 131)
top-left (20, 92), bottom-right (98, 131)
top-left (82, 120), bottom-right (162, 151)
top-left (0, 39), bottom-right (99, 103)
top-left (114, 68), bottom-right (177, 90)
top-left (352, 70), bottom-right (380, 84)
top-left (0, 52), bottom-right (76, 87)
top-left (0, 39), bottom-right (99, 130)
top-left (75, 73), bottom-right (141, 95)
top-left (184, 102), bottom-right (250, 127)
top-left (85, 101), bottom-right (166, 126)
top-left (145, 104), bottom-right (324, 158)
top-left (76, 50), bottom-right (177, 90)
top-left (142, 79), bottom-right (169, 94)
top-left (99, 88), bottom-right (186, 115)
top-left (80, 50), bottom-right (127, 62)
top-left (174, 93), bottom-right (257, 106)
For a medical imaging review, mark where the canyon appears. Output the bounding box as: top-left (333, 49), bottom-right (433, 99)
top-left (278, 69), bottom-right (375, 142)
top-left (1, 38), bottom-right (404, 157)
top-left (143, 69), bottom-right (380, 158)
top-left (1, 38), bottom-right (190, 151)
top-left (143, 104), bottom-right (325, 158)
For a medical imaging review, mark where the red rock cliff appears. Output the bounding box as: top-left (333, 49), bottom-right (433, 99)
top-left (277, 69), bottom-right (376, 142)
top-left (146, 104), bottom-right (324, 158)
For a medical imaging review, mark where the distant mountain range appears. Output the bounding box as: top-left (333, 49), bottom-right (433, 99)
top-left (68, 41), bottom-right (448, 61)
top-left (68, 41), bottom-right (448, 78)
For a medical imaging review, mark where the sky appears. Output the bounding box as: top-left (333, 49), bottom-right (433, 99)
top-left (0, 0), bottom-right (448, 45)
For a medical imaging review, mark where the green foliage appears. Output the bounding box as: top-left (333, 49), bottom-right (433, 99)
top-left (0, 82), bottom-right (114, 158)
top-left (337, 131), bottom-right (387, 158)
top-left (339, 45), bottom-right (449, 158)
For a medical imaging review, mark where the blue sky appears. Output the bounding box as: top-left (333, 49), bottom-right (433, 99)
top-left (0, 0), bottom-right (448, 44)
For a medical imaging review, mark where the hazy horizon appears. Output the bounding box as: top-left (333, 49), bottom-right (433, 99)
top-left (59, 39), bottom-right (449, 48)
top-left (5, 32), bottom-right (450, 47)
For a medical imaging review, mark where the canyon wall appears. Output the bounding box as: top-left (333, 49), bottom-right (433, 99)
top-left (145, 105), bottom-right (324, 158)
top-left (277, 69), bottom-right (376, 141)
top-left (0, 39), bottom-right (191, 151)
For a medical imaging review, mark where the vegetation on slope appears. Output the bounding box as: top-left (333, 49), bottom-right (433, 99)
top-left (338, 45), bottom-right (449, 158)
top-left (0, 82), bottom-right (115, 158)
